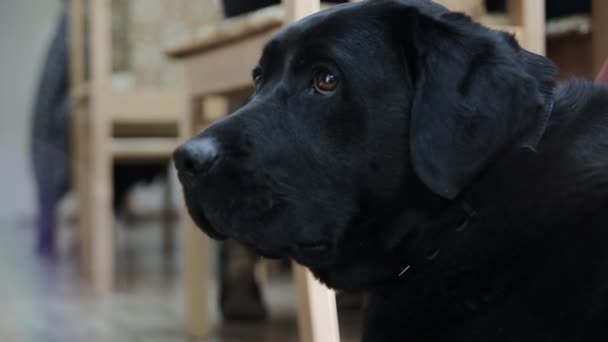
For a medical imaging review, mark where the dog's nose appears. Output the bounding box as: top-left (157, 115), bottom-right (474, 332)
top-left (174, 137), bottom-right (219, 176)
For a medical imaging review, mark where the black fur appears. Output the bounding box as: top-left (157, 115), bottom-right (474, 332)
top-left (175, 0), bottom-right (608, 340)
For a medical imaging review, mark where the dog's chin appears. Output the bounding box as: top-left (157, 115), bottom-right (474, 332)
top-left (290, 242), bottom-right (335, 267)
top-left (185, 201), bottom-right (228, 241)
top-left (183, 193), bottom-right (340, 268)
top-left (198, 222), bottom-right (229, 241)
top-left (308, 261), bottom-right (399, 291)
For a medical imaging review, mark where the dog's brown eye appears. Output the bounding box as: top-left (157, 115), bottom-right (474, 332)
top-left (252, 67), bottom-right (262, 85)
top-left (314, 70), bottom-right (338, 95)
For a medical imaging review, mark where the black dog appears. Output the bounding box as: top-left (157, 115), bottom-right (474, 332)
top-left (174, 0), bottom-right (608, 340)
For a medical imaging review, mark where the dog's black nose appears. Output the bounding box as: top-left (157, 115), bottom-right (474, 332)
top-left (174, 137), bottom-right (219, 176)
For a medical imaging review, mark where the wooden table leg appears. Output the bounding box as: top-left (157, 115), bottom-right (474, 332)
top-left (293, 263), bottom-right (341, 342)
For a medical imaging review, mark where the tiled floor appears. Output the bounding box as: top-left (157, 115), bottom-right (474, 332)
top-left (0, 217), bottom-right (362, 342)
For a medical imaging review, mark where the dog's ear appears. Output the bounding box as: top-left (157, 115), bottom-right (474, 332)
top-left (383, 1), bottom-right (557, 199)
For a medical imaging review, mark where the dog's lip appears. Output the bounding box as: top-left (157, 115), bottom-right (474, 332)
top-left (198, 213), bottom-right (229, 240)
top-left (195, 217), bottom-right (229, 240)
top-left (186, 202), bottom-right (229, 240)
top-left (202, 225), bottom-right (229, 240)
top-left (175, 173), bottom-right (227, 240)
top-left (251, 246), bottom-right (288, 259)
top-left (177, 170), bottom-right (197, 188)
top-left (292, 240), bottom-right (334, 265)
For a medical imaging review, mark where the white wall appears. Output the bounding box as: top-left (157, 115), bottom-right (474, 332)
top-left (0, 0), bottom-right (62, 220)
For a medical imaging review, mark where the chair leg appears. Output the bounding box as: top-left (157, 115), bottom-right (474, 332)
top-left (182, 96), bottom-right (212, 337)
top-left (85, 0), bottom-right (114, 296)
top-left (183, 213), bottom-right (212, 337)
top-left (87, 152), bottom-right (114, 295)
top-left (161, 169), bottom-right (175, 257)
top-left (73, 104), bottom-right (92, 277)
top-left (593, 0), bottom-right (608, 74)
top-left (293, 263), bottom-right (341, 342)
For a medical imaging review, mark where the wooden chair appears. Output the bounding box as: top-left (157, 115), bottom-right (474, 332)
top-left (592, 0), bottom-right (608, 74)
top-left (545, 0), bottom-right (608, 79)
top-left (68, 0), bottom-right (199, 295)
top-left (166, 1), bottom-right (545, 341)
top-left (439, 0), bottom-right (546, 55)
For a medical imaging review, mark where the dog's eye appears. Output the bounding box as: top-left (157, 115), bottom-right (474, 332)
top-left (313, 69), bottom-right (339, 95)
top-left (252, 67), bottom-right (262, 85)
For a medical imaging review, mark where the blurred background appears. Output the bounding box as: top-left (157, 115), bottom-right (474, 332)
top-left (0, 0), bottom-right (606, 341)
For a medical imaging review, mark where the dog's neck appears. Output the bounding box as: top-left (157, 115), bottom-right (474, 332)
top-left (385, 189), bottom-right (484, 283)
top-left (371, 171), bottom-right (527, 327)
top-left (377, 100), bottom-right (558, 322)
top-left (521, 98), bottom-right (554, 152)
top-left (387, 96), bottom-right (557, 278)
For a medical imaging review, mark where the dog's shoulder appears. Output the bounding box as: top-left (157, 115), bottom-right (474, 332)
top-left (486, 81), bottom-right (608, 230)
top-left (551, 80), bottom-right (608, 131)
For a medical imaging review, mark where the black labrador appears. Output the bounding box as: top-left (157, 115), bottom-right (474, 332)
top-left (174, 0), bottom-right (608, 340)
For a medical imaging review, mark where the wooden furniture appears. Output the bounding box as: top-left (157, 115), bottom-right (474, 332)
top-left (592, 0), bottom-right (608, 74)
top-left (505, 0), bottom-right (546, 55)
top-left (167, 1), bottom-right (545, 341)
top-left (68, 0), bottom-right (188, 295)
top-left (438, 0), bottom-right (546, 55)
top-left (545, 0), bottom-right (608, 80)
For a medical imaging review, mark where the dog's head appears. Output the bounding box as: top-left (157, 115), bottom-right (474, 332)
top-left (174, 0), bottom-right (556, 290)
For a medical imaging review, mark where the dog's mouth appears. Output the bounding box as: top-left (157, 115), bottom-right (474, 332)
top-left (179, 173), bottom-right (337, 266)
top-left (194, 214), bottom-right (229, 241)
top-left (290, 241), bottom-right (334, 267)
top-left (189, 201), bottom-right (335, 263)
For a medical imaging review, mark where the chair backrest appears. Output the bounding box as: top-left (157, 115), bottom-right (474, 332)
top-left (437, 0), bottom-right (545, 55)
top-left (126, 0), bottom-right (221, 88)
top-left (71, 0), bottom-right (222, 91)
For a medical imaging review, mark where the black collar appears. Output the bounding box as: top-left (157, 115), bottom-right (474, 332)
top-left (394, 198), bottom-right (478, 279)
top-left (523, 99), bottom-right (554, 152)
